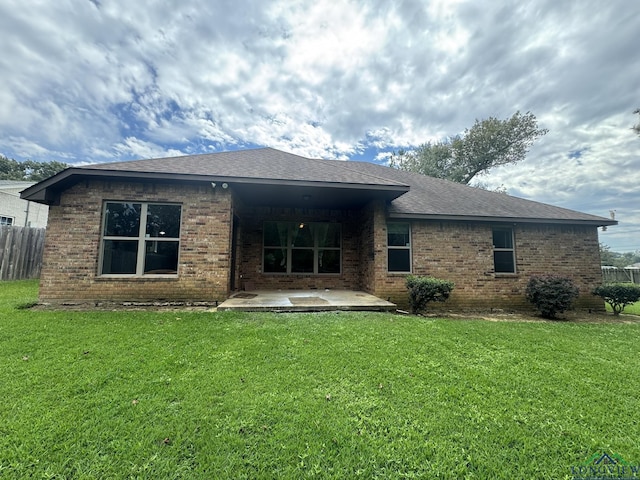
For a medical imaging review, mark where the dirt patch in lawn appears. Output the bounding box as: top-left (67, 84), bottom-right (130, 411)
top-left (429, 310), bottom-right (640, 324)
top-left (29, 301), bottom-right (640, 323)
top-left (31, 301), bottom-right (220, 312)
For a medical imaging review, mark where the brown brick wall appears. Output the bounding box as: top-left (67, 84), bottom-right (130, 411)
top-left (375, 220), bottom-right (605, 312)
top-left (361, 201), bottom-right (391, 299)
top-left (39, 180), bottom-right (232, 303)
top-left (235, 206), bottom-right (363, 291)
top-left (39, 180), bottom-right (605, 313)
top-left (357, 201), bottom-right (378, 293)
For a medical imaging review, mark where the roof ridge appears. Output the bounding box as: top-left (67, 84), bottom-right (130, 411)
top-left (255, 148), bottom-right (409, 187)
top-left (85, 146), bottom-right (276, 168)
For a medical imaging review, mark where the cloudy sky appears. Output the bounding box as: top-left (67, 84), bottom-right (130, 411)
top-left (1, 0), bottom-right (638, 251)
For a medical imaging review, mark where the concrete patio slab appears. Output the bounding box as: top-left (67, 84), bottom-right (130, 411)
top-left (217, 290), bottom-right (396, 312)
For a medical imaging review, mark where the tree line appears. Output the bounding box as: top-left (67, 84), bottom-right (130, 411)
top-left (600, 244), bottom-right (640, 268)
top-left (0, 155), bottom-right (69, 182)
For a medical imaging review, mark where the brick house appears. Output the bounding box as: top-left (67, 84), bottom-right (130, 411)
top-left (21, 147), bottom-right (615, 310)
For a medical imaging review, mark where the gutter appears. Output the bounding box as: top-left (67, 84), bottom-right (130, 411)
top-left (387, 212), bottom-right (617, 228)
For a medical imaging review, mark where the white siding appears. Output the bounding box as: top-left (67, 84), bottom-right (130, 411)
top-left (0, 182), bottom-right (49, 228)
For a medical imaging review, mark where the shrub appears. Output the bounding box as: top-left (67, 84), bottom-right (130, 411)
top-left (592, 283), bottom-right (640, 315)
top-left (406, 275), bottom-right (454, 314)
top-left (525, 275), bottom-right (579, 319)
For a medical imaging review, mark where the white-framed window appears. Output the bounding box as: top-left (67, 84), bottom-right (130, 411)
top-left (493, 227), bottom-right (516, 274)
top-left (0, 216), bottom-right (14, 226)
top-left (99, 202), bottom-right (182, 276)
top-left (263, 221), bottom-right (341, 275)
top-left (387, 223), bottom-right (411, 273)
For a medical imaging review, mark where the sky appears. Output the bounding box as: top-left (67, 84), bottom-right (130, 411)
top-left (0, 0), bottom-right (638, 252)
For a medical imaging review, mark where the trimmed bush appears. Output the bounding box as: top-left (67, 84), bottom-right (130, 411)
top-left (406, 275), bottom-right (454, 314)
top-left (593, 283), bottom-right (640, 315)
top-left (525, 275), bottom-right (579, 319)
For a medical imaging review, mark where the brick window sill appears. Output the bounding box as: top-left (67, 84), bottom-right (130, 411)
top-left (95, 276), bottom-right (179, 281)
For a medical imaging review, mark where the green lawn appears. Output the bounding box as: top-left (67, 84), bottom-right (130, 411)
top-left (627, 302), bottom-right (640, 315)
top-left (1, 280), bottom-right (640, 479)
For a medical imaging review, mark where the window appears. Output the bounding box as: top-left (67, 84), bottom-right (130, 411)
top-left (387, 223), bottom-right (411, 273)
top-left (493, 228), bottom-right (515, 273)
top-left (263, 222), bottom-right (341, 274)
top-left (0, 216), bottom-right (14, 226)
top-left (100, 202), bottom-right (182, 276)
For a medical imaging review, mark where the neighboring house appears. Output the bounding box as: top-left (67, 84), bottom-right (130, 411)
top-left (21, 148), bottom-right (616, 310)
top-left (0, 180), bottom-right (49, 228)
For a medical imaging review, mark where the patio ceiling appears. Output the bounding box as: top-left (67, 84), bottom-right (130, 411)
top-left (230, 181), bottom-right (406, 209)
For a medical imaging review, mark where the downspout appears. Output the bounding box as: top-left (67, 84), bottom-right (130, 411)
top-left (24, 200), bottom-right (31, 227)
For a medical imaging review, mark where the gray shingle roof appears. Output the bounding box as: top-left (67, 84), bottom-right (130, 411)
top-left (84, 147), bottom-right (408, 188)
top-left (343, 161), bottom-right (612, 224)
top-left (22, 147), bottom-right (614, 225)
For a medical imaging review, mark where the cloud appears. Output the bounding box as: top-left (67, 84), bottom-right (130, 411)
top-left (0, 0), bottom-right (638, 250)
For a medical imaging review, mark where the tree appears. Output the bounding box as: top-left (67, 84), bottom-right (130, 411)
top-left (390, 111), bottom-right (548, 184)
top-left (23, 159), bottom-right (70, 181)
top-left (0, 156), bottom-right (25, 180)
top-left (599, 243), bottom-right (617, 266)
top-left (0, 155), bottom-right (68, 181)
top-left (600, 243), bottom-right (640, 268)
top-left (593, 284), bottom-right (640, 315)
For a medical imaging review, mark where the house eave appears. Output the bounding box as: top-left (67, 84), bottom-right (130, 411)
top-left (387, 212), bottom-right (617, 227)
top-left (20, 168), bottom-right (410, 206)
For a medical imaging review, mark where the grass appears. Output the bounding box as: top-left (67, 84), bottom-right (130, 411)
top-left (626, 302), bottom-right (640, 315)
top-left (1, 280), bottom-right (640, 478)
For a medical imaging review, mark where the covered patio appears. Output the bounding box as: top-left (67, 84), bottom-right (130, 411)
top-left (217, 289), bottom-right (397, 312)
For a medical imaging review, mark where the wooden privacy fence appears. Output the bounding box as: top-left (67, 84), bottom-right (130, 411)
top-left (0, 226), bottom-right (45, 281)
top-left (601, 266), bottom-right (640, 284)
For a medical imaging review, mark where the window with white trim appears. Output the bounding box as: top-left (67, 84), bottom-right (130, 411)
top-left (493, 227), bottom-right (516, 273)
top-left (100, 202), bottom-right (182, 276)
top-left (387, 223), bottom-right (411, 273)
top-left (0, 216), bottom-right (14, 226)
top-left (263, 222), bottom-right (341, 274)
